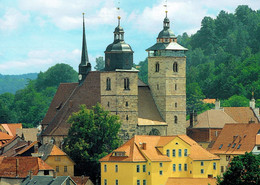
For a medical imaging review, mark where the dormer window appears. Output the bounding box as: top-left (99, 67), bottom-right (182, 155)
top-left (112, 152), bottom-right (126, 157)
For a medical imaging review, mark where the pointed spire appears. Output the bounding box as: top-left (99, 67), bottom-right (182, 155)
top-left (118, 16), bottom-right (121, 26)
top-left (80, 13), bottom-right (89, 66)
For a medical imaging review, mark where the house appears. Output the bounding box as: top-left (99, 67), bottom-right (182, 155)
top-left (187, 99), bottom-right (259, 149)
top-left (100, 135), bottom-right (220, 185)
top-left (22, 176), bottom-right (76, 185)
top-left (0, 156), bottom-right (54, 185)
top-left (71, 176), bottom-right (94, 185)
top-left (0, 123), bottom-right (22, 137)
top-left (40, 12), bottom-right (188, 146)
top-left (33, 143), bottom-right (75, 177)
top-left (209, 123), bottom-right (260, 175)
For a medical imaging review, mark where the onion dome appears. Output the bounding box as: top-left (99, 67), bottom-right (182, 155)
top-left (157, 11), bottom-right (176, 40)
top-left (104, 16), bottom-right (134, 71)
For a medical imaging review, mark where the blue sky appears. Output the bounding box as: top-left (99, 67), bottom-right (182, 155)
top-left (0, 0), bottom-right (260, 75)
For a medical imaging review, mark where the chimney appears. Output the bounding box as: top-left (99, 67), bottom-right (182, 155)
top-left (190, 111), bottom-right (193, 128)
top-left (29, 170), bottom-right (33, 180)
top-left (142, 143), bottom-right (147, 150)
top-left (215, 99), bottom-right (221, 110)
top-left (53, 171), bottom-right (57, 178)
top-left (250, 98), bottom-right (255, 109)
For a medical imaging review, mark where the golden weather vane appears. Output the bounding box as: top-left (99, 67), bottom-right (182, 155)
top-left (163, 0), bottom-right (168, 15)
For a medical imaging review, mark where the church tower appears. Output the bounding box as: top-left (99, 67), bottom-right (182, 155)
top-left (78, 13), bottom-right (91, 85)
top-left (100, 16), bottom-right (138, 140)
top-left (146, 11), bottom-right (188, 135)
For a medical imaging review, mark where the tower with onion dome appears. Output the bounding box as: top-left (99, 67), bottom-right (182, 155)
top-left (146, 11), bottom-right (188, 135)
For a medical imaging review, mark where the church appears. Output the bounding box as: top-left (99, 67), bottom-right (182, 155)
top-left (40, 12), bottom-right (188, 147)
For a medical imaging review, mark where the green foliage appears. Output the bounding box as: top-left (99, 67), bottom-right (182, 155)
top-left (64, 103), bottom-right (122, 182)
top-left (222, 95), bottom-right (249, 107)
top-left (217, 152), bottom-right (260, 185)
top-left (0, 73), bottom-right (37, 94)
top-left (35, 63), bottom-right (77, 91)
top-left (94, 56), bottom-right (105, 71)
top-left (137, 58), bottom-right (148, 84)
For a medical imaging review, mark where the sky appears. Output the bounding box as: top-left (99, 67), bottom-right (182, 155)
top-left (0, 0), bottom-right (260, 75)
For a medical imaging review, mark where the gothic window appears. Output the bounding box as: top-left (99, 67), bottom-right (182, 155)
top-left (106, 78), bottom-right (111, 90)
top-left (173, 62), bottom-right (178, 72)
top-left (124, 78), bottom-right (130, 90)
top-left (149, 128), bottom-right (160, 136)
top-left (155, 62), bottom-right (159, 72)
top-left (174, 116), bottom-right (178, 124)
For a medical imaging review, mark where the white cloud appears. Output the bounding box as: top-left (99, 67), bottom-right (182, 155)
top-left (0, 8), bottom-right (29, 31)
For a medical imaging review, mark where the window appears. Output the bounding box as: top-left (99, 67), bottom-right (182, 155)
top-left (175, 84), bottom-right (177, 90)
top-left (221, 166), bottom-right (224, 173)
top-left (104, 164), bottom-right (107, 172)
top-left (201, 161), bottom-right (204, 166)
top-left (159, 170), bottom-right (163, 175)
top-left (226, 155), bottom-right (230, 161)
top-left (166, 149), bottom-right (170, 157)
top-left (184, 149), bottom-right (188, 156)
top-left (137, 165), bottom-right (140, 172)
top-left (172, 149), bottom-right (176, 157)
top-left (178, 149), bottom-right (182, 157)
top-left (44, 170), bottom-right (49, 175)
top-left (137, 180), bottom-right (140, 185)
top-left (173, 62), bottom-right (178, 72)
top-left (107, 102), bottom-right (110, 107)
top-left (124, 78), bottom-right (130, 90)
top-left (174, 116), bottom-right (178, 124)
top-left (126, 101), bottom-right (128, 107)
top-left (115, 165), bottom-right (118, 172)
top-left (115, 179), bottom-right (118, 185)
top-left (179, 164), bottom-right (182, 171)
top-left (175, 102), bottom-right (177, 107)
top-left (184, 164), bottom-right (187, 171)
top-left (56, 166), bottom-right (59, 172)
top-left (232, 143), bottom-right (236, 148)
top-left (155, 62), bottom-right (159, 72)
top-left (64, 166), bottom-right (67, 172)
top-left (157, 84), bottom-right (159, 90)
top-left (104, 179), bottom-right (107, 185)
top-left (143, 165), bottom-right (146, 172)
top-left (160, 163), bottom-right (163, 167)
top-left (219, 144), bottom-right (223, 149)
top-left (237, 144), bottom-right (241, 149)
top-left (201, 169), bottom-right (204, 174)
top-left (213, 162), bottom-right (216, 170)
top-left (126, 115), bottom-right (129, 120)
top-left (106, 77), bottom-right (111, 90)
top-left (143, 180), bottom-right (146, 185)
top-left (257, 146), bottom-right (260, 150)
top-left (55, 156), bottom-right (61, 161)
top-left (173, 164), bottom-right (176, 171)
top-left (228, 143), bottom-right (231, 147)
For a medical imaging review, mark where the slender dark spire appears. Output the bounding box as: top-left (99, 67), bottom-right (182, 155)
top-left (80, 13), bottom-right (89, 65)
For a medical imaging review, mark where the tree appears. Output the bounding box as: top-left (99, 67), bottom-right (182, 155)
top-left (222, 95), bottom-right (249, 107)
top-left (94, 56), bottom-right (105, 71)
top-left (217, 152), bottom-right (260, 185)
top-left (64, 103), bottom-right (122, 183)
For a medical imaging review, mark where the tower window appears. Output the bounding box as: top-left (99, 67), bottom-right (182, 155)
top-left (155, 62), bottom-right (159, 72)
top-left (174, 116), bottom-right (178, 124)
top-left (124, 78), bottom-right (130, 90)
top-left (126, 101), bottom-right (128, 107)
top-left (126, 115), bottom-right (129, 120)
top-left (173, 62), bottom-right (178, 72)
top-left (107, 102), bottom-right (110, 107)
top-left (106, 77), bottom-right (111, 90)
top-left (175, 103), bottom-right (177, 107)
top-left (157, 84), bottom-right (159, 90)
top-left (175, 84), bottom-right (177, 90)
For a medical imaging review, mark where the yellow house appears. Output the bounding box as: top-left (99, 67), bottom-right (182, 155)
top-left (35, 143), bottom-right (75, 177)
top-left (100, 135), bottom-right (220, 185)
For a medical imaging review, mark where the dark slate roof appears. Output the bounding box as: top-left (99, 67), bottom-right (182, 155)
top-left (22, 176), bottom-right (76, 185)
top-left (41, 72), bottom-right (101, 136)
top-left (0, 136), bottom-right (29, 157)
top-left (105, 41), bottom-right (133, 52)
top-left (38, 143), bottom-right (54, 161)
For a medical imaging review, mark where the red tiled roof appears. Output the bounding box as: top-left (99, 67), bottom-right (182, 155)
top-left (71, 176), bottom-right (91, 185)
top-left (0, 157), bottom-right (53, 178)
top-left (210, 123), bottom-right (260, 155)
top-left (1, 123), bottom-right (22, 136)
top-left (0, 131), bottom-right (13, 140)
top-left (15, 141), bottom-right (38, 156)
top-left (100, 135), bottom-right (219, 162)
top-left (223, 107), bottom-right (259, 123)
top-left (41, 72), bottom-right (101, 136)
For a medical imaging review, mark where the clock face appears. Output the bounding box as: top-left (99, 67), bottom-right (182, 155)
top-left (78, 74), bottom-right (82, 80)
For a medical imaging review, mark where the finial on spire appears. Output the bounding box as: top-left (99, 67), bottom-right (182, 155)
top-left (116, 0), bottom-right (121, 25)
top-left (164, 0), bottom-right (168, 17)
top-left (117, 16), bottom-right (121, 26)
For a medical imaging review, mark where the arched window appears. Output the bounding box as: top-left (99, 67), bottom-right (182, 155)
top-left (149, 128), bottom-right (161, 136)
top-left (174, 116), bottom-right (178, 124)
top-left (173, 62), bottom-right (178, 72)
top-left (124, 78), bottom-right (130, 90)
top-left (126, 101), bottom-right (128, 107)
top-left (175, 102), bottom-right (177, 108)
top-left (175, 84), bottom-right (177, 91)
top-left (126, 115), bottom-right (129, 120)
top-left (106, 78), bottom-right (111, 90)
top-left (155, 62), bottom-right (159, 72)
